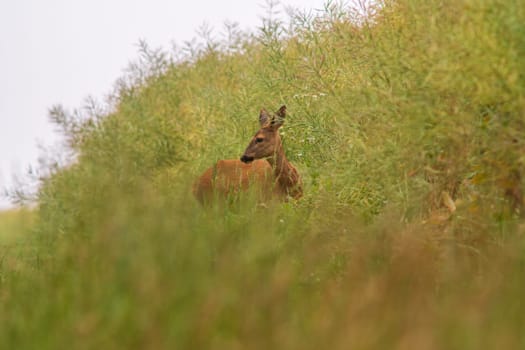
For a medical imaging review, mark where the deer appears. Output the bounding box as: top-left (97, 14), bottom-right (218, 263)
top-left (193, 105), bottom-right (302, 205)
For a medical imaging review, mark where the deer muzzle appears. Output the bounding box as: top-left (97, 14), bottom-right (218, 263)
top-left (240, 155), bottom-right (254, 163)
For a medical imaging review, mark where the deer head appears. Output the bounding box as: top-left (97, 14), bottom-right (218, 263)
top-left (240, 105), bottom-right (286, 164)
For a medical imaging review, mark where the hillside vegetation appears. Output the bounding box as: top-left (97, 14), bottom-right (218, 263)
top-left (0, 209), bottom-right (34, 243)
top-left (2, 0), bottom-right (525, 348)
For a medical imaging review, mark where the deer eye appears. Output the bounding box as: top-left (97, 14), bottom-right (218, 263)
top-left (256, 137), bottom-right (264, 143)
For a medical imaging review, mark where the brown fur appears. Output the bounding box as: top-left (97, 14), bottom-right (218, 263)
top-left (193, 159), bottom-right (274, 204)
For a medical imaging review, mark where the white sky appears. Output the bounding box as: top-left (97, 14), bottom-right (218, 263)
top-left (0, 0), bottom-right (329, 209)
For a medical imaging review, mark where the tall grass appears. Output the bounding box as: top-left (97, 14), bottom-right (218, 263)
top-left (2, 0), bottom-right (525, 348)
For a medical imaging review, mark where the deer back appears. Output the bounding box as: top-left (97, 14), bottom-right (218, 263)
top-left (193, 159), bottom-right (274, 205)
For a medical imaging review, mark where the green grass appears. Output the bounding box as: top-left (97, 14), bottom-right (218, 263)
top-left (0, 209), bottom-right (34, 243)
top-left (2, 0), bottom-right (525, 348)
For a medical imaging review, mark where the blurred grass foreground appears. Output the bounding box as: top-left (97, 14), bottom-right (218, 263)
top-left (1, 0), bottom-right (525, 349)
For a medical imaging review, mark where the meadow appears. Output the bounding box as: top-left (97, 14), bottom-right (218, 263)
top-left (1, 0), bottom-right (525, 348)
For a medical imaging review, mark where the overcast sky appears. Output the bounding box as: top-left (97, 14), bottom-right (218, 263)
top-left (0, 0), bottom-right (330, 209)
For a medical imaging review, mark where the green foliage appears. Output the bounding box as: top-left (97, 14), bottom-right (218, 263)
top-left (0, 209), bottom-right (34, 244)
top-left (2, 0), bottom-right (525, 348)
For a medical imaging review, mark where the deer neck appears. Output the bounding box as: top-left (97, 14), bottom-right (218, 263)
top-left (265, 140), bottom-right (286, 177)
top-left (266, 140), bottom-right (301, 198)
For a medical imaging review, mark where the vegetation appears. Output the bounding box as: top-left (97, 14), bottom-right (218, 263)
top-left (2, 0), bottom-right (525, 348)
top-left (0, 209), bottom-right (34, 243)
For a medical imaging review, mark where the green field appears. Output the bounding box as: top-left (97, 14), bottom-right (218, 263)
top-left (1, 0), bottom-right (525, 348)
top-left (0, 209), bottom-right (34, 243)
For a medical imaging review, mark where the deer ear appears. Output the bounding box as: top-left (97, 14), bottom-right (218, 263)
top-left (259, 109), bottom-right (271, 127)
top-left (276, 105), bottom-right (286, 118)
top-left (270, 105), bottom-right (286, 129)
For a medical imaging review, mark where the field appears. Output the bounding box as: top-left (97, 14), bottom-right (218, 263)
top-left (1, 0), bottom-right (525, 348)
top-left (0, 209), bottom-right (34, 243)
